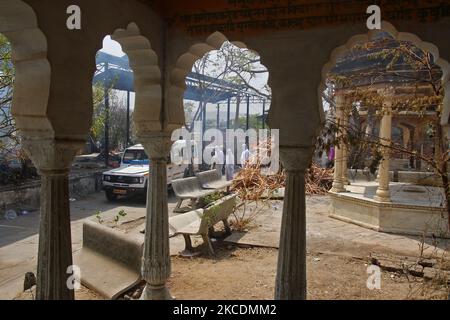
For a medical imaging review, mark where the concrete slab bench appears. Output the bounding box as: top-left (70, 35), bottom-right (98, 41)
top-left (196, 169), bottom-right (232, 190)
top-left (169, 193), bottom-right (236, 255)
top-left (171, 176), bottom-right (218, 213)
top-left (74, 220), bottom-right (143, 299)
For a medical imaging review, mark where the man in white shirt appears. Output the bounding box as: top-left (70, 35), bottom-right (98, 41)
top-left (211, 146), bottom-right (224, 176)
top-left (240, 143), bottom-right (250, 168)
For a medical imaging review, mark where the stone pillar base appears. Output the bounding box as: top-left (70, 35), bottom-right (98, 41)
top-left (331, 180), bottom-right (346, 193)
top-left (374, 188), bottom-right (391, 203)
top-left (141, 285), bottom-right (173, 300)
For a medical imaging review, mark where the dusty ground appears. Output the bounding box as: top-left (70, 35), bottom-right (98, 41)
top-left (118, 245), bottom-right (448, 301)
top-left (17, 244), bottom-right (448, 301)
top-left (122, 241), bottom-right (449, 300)
top-left (3, 192), bottom-right (449, 300)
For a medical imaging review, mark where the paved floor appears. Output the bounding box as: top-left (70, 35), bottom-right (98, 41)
top-left (1, 192), bottom-right (449, 299)
top-left (227, 196), bottom-right (450, 257)
top-left (343, 181), bottom-right (446, 207)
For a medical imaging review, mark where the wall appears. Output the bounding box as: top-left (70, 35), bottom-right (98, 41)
top-left (0, 170), bottom-right (104, 212)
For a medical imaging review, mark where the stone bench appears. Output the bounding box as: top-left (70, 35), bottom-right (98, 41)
top-left (74, 220), bottom-right (143, 299)
top-left (169, 194), bottom-right (236, 255)
top-left (196, 169), bottom-right (232, 190)
top-left (171, 176), bottom-right (218, 212)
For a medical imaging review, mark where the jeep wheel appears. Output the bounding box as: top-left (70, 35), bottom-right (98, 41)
top-left (105, 191), bottom-right (118, 202)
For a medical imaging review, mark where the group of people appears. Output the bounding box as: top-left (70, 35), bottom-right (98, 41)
top-left (212, 144), bottom-right (250, 181)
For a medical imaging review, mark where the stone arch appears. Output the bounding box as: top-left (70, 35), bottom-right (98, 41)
top-left (0, 0), bottom-right (51, 136)
top-left (320, 21), bottom-right (450, 129)
top-left (168, 31), bottom-right (263, 131)
top-left (110, 22), bottom-right (162, 135)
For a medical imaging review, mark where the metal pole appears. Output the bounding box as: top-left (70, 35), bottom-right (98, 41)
top-left (246, 95), bottom-right (250, 131)
top-left (202, 102), bottom-right (206, 133)
top-left (104, 62), bottom-right (110, 168)
top-left (262, 99), bottom-right (266, 129)
top-left (227, 97), bottom-right (231, 129)
top-left (126, 90), bottom-right (130, 147)
top-left (202, 101), bottom-right (206, 165)
top-left (216, 103), bottom-right (220, 128)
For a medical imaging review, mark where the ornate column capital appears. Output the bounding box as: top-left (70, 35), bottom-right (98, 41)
top-left (21, 137), bottom-right (84, 174)
top-left (379, 101), bottom-right (393, 116)
top-left (334, 92), bottom-right (347, 113)
top-left (138, 132), bottom-right (172, 160)
top-left (279, 146), bottom-right (313, 173)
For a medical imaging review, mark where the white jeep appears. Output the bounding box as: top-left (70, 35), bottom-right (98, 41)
top-left (102, 142), bottom-right (198, 201)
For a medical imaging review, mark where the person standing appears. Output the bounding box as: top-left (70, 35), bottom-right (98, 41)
top-left (225, 149), bottom-right (235, 181)
top-left (240, 143), bottom-right (250, 168)
top-left (212, 146), bottom-right (224, 176)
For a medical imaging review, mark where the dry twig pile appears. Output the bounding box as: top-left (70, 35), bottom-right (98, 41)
top-left (305, 163), bottom-right (334, 195)
top-left (231, 162), bottom-right (333, 199)
top-left (231, 165), bottom-right (285, 201)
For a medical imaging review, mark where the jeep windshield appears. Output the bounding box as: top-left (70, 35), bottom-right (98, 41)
top-left (122, 149), bottom-right (150, 165)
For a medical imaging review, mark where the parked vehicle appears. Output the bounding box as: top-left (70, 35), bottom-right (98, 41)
top-left (102, 141), bottom-right (199, 201)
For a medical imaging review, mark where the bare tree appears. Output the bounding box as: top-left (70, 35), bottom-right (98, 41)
top-left (320, 36), bottom-right (450, 228)
top-left (0, 33), bottom-right (15, 152)
top-left (189, 41), bottom-right (270, 129)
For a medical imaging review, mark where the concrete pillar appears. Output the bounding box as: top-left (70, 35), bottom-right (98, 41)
top-left (140, 133), bottom-right (173, 300)
top-left (21, 138), bottom-right (82, 300)
top-left (374, 102), bottom-right (392, 202)
top-left (331, 94), bottom-right (346, 193)
top-left (275, 147), bottom-right (310, 300)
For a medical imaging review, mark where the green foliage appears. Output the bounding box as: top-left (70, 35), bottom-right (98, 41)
top-left (91, 79), bottom-right (134, 150)
top-left (201, 192), bottom-right (224, 207)
top-left (91, 82), bottom-right (107, 140)
top-left (203, 204), bottom-right (220, 227)
top-left (114, 209), bottom-right (127, 223)
top-left (95, 211), bottom-right (104, 223)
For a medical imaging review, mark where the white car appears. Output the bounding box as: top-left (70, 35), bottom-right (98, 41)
top-left (102, 142), bottom-right (198, 201)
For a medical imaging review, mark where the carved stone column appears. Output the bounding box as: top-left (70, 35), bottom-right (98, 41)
top-left (21, 138), bottom-right (82, 300)
top-left (140, 133), bottom-right (173, 300)
top-left (275, 147), bottom-right (310, 300)
top-left (374, 102), bottom-right (392, 203)
top-left (331, 94), bottom-right (346, 193)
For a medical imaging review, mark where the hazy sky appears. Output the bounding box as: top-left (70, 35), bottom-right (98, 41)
top-left (101, 36), bottom-right (125, 57)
